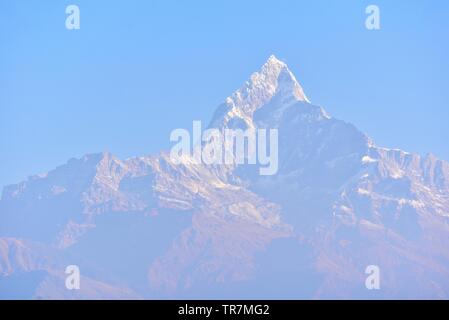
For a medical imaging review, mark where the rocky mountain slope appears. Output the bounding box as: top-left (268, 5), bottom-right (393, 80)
top-left (1, 56), bottom-right (448, 299)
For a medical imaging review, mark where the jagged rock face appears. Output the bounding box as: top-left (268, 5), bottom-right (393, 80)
top-left (209, 55), bottom-right (309, 130)
top-left (1, 56), bottom-right (449, 299)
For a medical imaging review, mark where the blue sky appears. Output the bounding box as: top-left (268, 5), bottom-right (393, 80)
top-left (1, 0), bottom-right (448, 188)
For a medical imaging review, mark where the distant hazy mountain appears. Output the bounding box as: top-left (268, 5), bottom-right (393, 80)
top-left (1, 56), bottom-right (449, 299)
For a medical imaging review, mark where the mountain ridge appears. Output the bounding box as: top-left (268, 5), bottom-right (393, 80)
top-left (1, 55), bottom-right (449, 299)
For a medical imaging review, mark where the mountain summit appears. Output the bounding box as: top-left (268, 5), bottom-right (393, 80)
top-left (1, 57), bottom-right (449, 299)
top-left (210, 55), bottom-right (310, 129)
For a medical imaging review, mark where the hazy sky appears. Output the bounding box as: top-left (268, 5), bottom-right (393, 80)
top-left (1, 0), bottom-right (448, 187)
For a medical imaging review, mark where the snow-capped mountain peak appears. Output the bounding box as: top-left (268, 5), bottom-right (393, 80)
top-left (261, 55), bottom-right (309, 101)
top-left (231, 54), bottom-right (309, 111)
top-left (209, 55), bottom-right (310, 129)
top-left (2, 56), bottom-right (449, 299)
